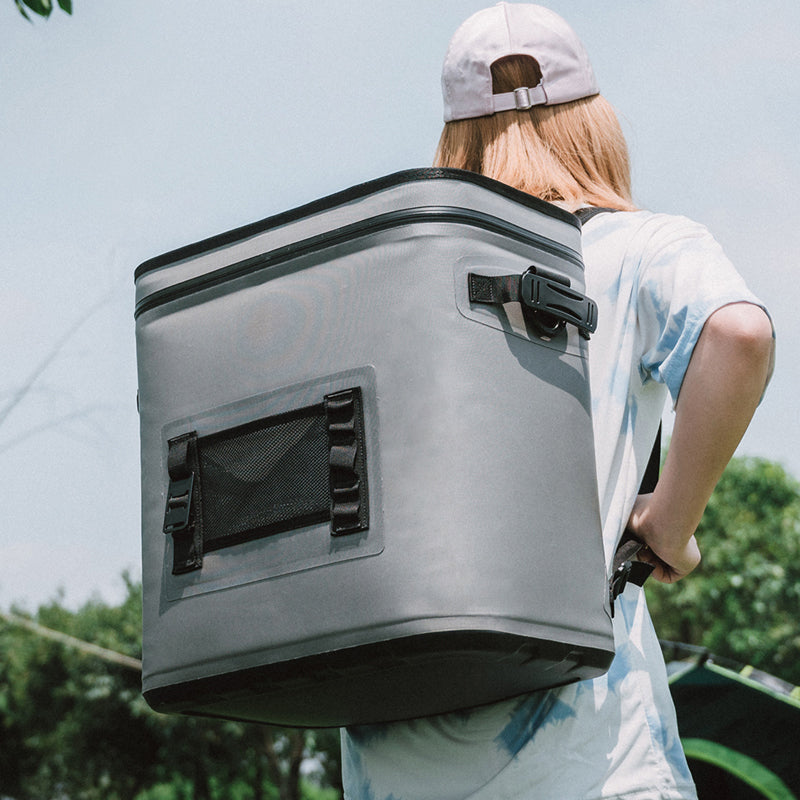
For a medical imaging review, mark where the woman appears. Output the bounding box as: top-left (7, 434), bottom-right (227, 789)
top-left (341, 5), bottom-right (774, 798)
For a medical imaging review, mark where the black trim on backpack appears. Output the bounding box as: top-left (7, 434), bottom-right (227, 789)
top-left (135, 206), bottom-right (584, 320)
top-left (135, 169), bottom-right (580, 281)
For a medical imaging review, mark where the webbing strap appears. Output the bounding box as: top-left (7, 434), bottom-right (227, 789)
top-left (164, 431), bottom-right (204, 574)
top-left (326, 388), bottom-right (369, 536)
top-left (468, 267), bottom-right (598, 338)
top-left (467, 273), bottom-right (523, 306)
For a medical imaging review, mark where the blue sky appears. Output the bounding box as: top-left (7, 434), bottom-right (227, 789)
top-left (2, 0), bottom-right (798, 610)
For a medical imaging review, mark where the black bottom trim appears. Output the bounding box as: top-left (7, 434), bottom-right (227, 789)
top-left (144, 631), bottom-right (613, 728)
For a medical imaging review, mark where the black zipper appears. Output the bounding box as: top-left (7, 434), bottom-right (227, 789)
top-left (134, 205), bottom-right (583, 319)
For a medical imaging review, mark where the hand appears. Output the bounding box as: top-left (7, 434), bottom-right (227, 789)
top-left (625, 303), bottom-right (772, 584)
top-left (626, 494), bottom-right (702, 583)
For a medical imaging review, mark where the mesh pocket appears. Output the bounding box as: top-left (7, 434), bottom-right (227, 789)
top-left (163, 387), bottom-right (368, 574)
top-left (200, 406), bottom-right (331, 551)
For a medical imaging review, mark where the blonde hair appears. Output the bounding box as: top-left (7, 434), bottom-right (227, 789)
top-left (434, 56), bottom-right (636, 211)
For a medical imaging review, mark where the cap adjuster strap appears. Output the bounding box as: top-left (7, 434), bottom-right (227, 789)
top-left (492, 84), bottom-right (547, 114)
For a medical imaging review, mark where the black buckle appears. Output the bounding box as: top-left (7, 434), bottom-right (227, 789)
top-left (609, 559), bottom-right (633, 617)
top-left (520, 267), bottom-right (598, 339)
top-left (163, 474), bottom-right (194, 534)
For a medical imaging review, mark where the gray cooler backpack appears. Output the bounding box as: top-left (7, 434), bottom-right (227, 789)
top-left (135, 169), bottom-right (648, 728)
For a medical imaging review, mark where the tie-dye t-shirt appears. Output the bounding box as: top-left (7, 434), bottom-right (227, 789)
top-left (341, 210), bottom-right (765, 800)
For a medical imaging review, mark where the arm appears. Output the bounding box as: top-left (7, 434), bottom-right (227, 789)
top-left (628, 301), bottom-right (774, 583)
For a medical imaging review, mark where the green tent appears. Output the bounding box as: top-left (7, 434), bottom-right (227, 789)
top-left (663, 642), bottom-right (800, 800)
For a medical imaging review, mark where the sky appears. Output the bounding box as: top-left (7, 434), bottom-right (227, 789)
top-left (2, 0), bottom-right (799, 611)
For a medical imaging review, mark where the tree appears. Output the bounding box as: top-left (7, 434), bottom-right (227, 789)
top-left (646, 456), bottom-right (800, 684)
top-left (0, 577), bottom-right (343, 800)
top-left (14, 0), bottom-right (71, 21)
top-left (0, 578), bottom-right (163, 799)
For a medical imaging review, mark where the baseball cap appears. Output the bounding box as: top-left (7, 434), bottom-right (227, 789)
top-left (442, 3), bottom-right (599, 122)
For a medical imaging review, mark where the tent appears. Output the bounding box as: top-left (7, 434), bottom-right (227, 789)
top-left (663, 641), bottom-right (800, 800)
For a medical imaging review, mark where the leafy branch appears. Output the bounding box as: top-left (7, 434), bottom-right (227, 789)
top-left (0, 609), bottom-right (142, 671)
top-left (14, 0), bottom-right (72, 22)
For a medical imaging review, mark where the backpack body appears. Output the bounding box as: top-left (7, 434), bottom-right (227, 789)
top-left (135, 168), bottom-right (613, 727)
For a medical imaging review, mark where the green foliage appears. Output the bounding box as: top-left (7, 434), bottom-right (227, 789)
top-left (14, 0), bottom-right (71, 21)
top-left (647, 456), bottom-right (800, 684)
top-left (0, 576), bottom-right (343, 800)
top-left (1, 578), bottom-right (159, 799)
top-left (300, 783), bottom-right (342, 800)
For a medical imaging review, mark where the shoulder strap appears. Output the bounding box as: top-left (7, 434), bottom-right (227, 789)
top-left (576, 205), bottom-right (662, 494)
top-left (577, 206), bottom-right (664, 604)
top-left (573, 206), bottom-right (617, 225)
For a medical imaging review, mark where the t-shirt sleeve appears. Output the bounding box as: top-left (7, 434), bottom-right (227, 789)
top-left (634, 214), bottom-right (767, 405)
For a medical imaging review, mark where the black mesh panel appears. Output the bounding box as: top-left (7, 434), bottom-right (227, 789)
top-left (198, 404), bottom-right (331, 551)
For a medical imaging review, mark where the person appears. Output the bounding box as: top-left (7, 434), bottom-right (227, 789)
top-left (340, 4), bottom-right (775, 799)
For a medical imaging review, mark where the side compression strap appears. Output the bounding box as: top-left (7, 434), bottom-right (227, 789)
top-left (163, 432), bottom-right (204, 574)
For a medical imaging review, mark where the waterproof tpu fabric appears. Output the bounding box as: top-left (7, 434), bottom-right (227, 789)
top-left (135, 170), bottom-right (614, 729)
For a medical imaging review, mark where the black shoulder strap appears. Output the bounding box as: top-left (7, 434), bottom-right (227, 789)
top-left (638, 425), bottom-right (661, 495)
top-left (577, 206), bottom-right (664, 604)
top-left (575, 205), bottom-right (662, 495)
top-left (574, 206), bottom-right (617, 225)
